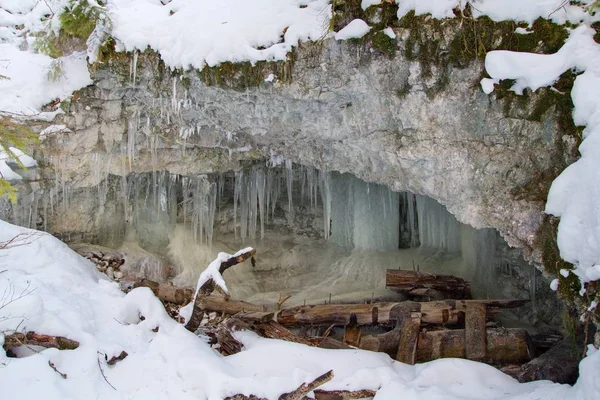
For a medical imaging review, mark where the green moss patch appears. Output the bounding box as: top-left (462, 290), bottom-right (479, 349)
top-left (59, 0), bottom-right (101, 40)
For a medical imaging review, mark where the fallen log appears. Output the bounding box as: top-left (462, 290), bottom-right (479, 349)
top-left (417, 328), bottom-right (534, 364)
top-left (185, 248), bottom-right (256, 332)
top-left (3, 332), bottom-right (79, 352)
top-left (133, 279), bottom-right (193, 305)
top-left (199, 295), bottom-right (269, 315)
top-left (516, 338), bottom-right (580, 384)
top-left (276, 299), bottom-right (528, 328)
top-left (386, 269), bottom-right (471, 299)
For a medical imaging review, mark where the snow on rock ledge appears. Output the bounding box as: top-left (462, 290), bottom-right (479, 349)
top-left (482, 26), bottom-right (600, 288)
top-left (334, 19), bottom-right (371, 40)
top-left (109, 0), bottom-right (332, 69)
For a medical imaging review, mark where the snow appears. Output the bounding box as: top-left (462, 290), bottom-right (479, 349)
top-left (383, 27), bottom-right (396, 39)
top-left (396, 0), bottom-right (599, 25)
top-left (109, 0), bottom-right (331, 69)
top-left (334, 19), bottom-right (371, 41)
top-left (1, 219), bottom-right (600, 399)
top-left (361, 0), bottom-right (381, 10)
top-left (0, 146), bottom-right (37, 181)
top-left (550, 278), bottom-right (559, 291)
top-left (482, 25), bottom-right (600, 289)
top-left (0, 0), bottom-right (92, 115)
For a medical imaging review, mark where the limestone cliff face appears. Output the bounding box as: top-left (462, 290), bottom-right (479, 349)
top-left (41, 36), bottom-right (575, 259)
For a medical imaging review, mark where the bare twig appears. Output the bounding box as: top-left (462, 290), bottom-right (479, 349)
top-left (97, 352), bottom-right (117, 390)
top-left (48, 361), bottom-right (67, 379)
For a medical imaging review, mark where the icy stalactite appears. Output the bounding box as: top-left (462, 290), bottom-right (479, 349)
top-left (319, 170), bottom-right (331, 239)
top-left (285, 159), bottom-right (294, 224)
top-left (330, 173), bottom-right (400, 252)
top-left (415, 194), bottom-right (461, 254)
top-left (130, 50), bottom-right (138, 87)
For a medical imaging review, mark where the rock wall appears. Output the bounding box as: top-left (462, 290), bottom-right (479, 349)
top-left (39, 35), bottom-right (575, 260)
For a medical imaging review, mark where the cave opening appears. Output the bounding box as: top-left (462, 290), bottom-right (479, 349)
top-left (1, 160), bottom-right (557, 329)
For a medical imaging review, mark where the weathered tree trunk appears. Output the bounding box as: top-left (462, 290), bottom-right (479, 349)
top-left (416, 328), bottom-right (534, 364)
top-left (185, 249), bottom-right (256, 332)
top-left (133, 279), bottom-right (194, 305)
top-left (386, 269), bottom-right (472, 299)
top-left (3, 332), bottom-right (79, 352)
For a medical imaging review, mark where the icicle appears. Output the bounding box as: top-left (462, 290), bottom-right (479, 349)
top-left (130, 50), bottom-right (138, 87)
top-left (319, 170), bottom-right (331, 239)
top-left (171, 77), bottom-right (177, 111)
top-left (285, 159), bottom-right (294, 224)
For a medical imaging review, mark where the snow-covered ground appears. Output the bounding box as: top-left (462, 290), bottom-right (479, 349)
top-left (0, 219), bottom-right (598, 400)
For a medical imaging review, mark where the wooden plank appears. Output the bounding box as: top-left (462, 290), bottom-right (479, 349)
top-left (396, 312), bottom-right (422, 365)
top-left (465, 302), bottom-right (487, 361)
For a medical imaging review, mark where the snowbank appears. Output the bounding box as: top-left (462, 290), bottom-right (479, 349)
top-left (109, 0), bottom-right (331, 69)
top-left (0, 220), bottom-right (599, 399)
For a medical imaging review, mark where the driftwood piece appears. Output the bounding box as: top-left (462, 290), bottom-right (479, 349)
top-left (3, 332), bottom-right (79, 352)
top-left (277, 299), bottom-right (527, 328)
top-left (417, 328), bottom-right (534, 364)
top-left (386, 269), bottom-right (471, 299)
top-left (465, 302), bottom-right (487, 361)
top-left (314, 389), bottom-right (378, 400)
top-left (185, 249), bottom-right (256, 332)
top-left (133, 279), bottom-right (193, 305)
top-left (516, 339), bottom-right (580, 384)
top-left (279, 370), bottom-right (334, 400)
